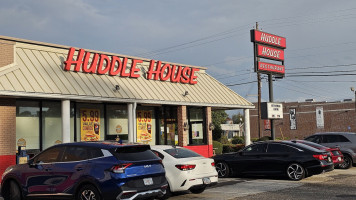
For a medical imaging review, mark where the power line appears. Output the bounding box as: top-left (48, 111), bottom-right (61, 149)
top-left (226, 81), bottom-right (257, 87)
top-left (135, 23), bottom-right (252, 57)
top-left (288, 63), bottom-right (356, 71)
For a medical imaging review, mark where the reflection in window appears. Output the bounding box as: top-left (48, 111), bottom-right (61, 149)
top-left (107, 105), bottom-right (128, 141)
top-left (42, 101), bottom-right (62, 149)
top-left (158, 106), bottom-right (178, 145)
top-left (188, 107), bottom-right (205, 145)
top-left (34, 147), bottom-right (63, 163)
top-left (16, 101), bottom-right (40, 150)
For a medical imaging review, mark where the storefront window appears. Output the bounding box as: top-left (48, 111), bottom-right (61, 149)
top-left (76, 103), bottom-right (105, 141)
top-left (42, 101), bottom-right (62, 149)
top-left (158, 106), bottom-right (178, 145)
top-left (136, 107), bottom-right (156, 145)
top-left (106, 104), bottom-right (128, 141)
top-left (16, 101), bottom-right (40, 150)
top-left (188, 107), bottom-right (206, 145)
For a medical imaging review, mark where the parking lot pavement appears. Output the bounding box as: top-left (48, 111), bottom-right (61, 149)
top-left (1, 168), bottom-right (355, 200)
top-left (169, 177), bottom-right (303, 200)
top-left (169, 168), bottom-right (356, 200)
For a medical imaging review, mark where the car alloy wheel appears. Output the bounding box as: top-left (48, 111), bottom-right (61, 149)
top-left (286, 163), bottom-right (305, 181)
top-left (216, 162), bottom-right (230, 178)
top-left (339, 155), bottom-right (352, 169)
top-left (77, 184), bottom-right (101, 200)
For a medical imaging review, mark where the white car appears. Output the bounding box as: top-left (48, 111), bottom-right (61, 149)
top-left (151, 145), bottom-right (218, 197)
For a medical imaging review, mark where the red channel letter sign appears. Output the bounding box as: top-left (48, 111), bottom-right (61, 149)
top-left (63, 47), bottom-right (199, 85)
top-left (258, 62), bottom-right (285, 74)
top-left (252, 30), bottom-right (286, 49)
top-left (257, 45), bottom-right (284, 61)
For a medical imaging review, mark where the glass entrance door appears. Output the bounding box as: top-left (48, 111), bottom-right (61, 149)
top-left (158, 106), bottom-right (178, 145)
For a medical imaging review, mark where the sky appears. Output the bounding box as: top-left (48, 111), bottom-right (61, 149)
top-left (1, 0), bottom-right (356, 113)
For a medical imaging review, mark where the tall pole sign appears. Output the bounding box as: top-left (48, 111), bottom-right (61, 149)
top-left (251, 29), bottom-right (286, 75)
top-left (251, 26), bottom-right (286, 140)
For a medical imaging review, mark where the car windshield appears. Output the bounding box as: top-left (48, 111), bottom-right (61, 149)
top-left (164, 148), bottom-right (202, 159)
top-left (113, 145), bottom-right (158, 161)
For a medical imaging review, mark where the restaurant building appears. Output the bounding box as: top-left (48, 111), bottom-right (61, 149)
top-left (0, 35), bottom-right (254, 178)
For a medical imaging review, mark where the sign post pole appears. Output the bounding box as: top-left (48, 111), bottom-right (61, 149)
top-left (268, 73), bottom-right (275, 140)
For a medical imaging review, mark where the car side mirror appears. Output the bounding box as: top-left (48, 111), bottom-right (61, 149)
top-left (28, 159), bottom-right (36, 167)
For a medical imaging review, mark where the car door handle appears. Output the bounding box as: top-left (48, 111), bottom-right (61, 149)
top-left (45, 168), bottom-right (53, 171)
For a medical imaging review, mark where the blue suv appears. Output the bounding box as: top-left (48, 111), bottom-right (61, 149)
top-left (1, 142), bottom-right (167, 200)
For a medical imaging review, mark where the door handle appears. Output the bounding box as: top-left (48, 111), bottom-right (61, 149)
top-left (45, 168), bottom-right (53, 171)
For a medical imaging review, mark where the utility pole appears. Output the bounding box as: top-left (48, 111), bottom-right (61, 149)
top-left (256, 22), bottom-right (262, 139)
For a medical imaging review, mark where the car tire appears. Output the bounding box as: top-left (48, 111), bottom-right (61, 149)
top-left (158, 183), bottom-right (172, 200)
top-left (76, 184), bottom-right (102, 200)
top-left (189, 186), bottom-right (206, 194)
top-left (286, 163), bottom-right (305, 181)
top-left (3, 180), bottom-right (22, 200)
top-left (216, 162), bottom-right (230, 178)
top-left (339, 155), bottom-right (352, 169)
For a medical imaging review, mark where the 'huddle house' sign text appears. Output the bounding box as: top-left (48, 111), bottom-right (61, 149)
top-left (64, 47), bottom-right (199, 85)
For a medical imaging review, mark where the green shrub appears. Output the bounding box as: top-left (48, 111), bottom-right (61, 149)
top-left (258, 136), bottom-right (272, 141)
top-left (231, 136), bottom-right (244, 144)
top-left (213, 140), bottom-right (223, 155)
top-left (219, 135), bottom-right (230, 144)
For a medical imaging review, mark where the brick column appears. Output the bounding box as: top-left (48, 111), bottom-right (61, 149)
top-left (0, 98), bottom-right (16, 181)
top-left (205, 107), bottom-right (213, 145)
top-left (178, 105), bottom-right (188, 146)
top-left (0, 39), bottom-right (15, 68)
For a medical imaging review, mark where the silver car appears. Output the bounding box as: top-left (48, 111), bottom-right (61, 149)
top-left (305, 132), bottom-right (356, 169)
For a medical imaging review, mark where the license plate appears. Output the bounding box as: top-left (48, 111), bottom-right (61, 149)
top-left (143, 178), bottom-right (153, 186)
top-left (338, 157), bottom-right (342, 161)
top-left (202, 177), bottom-right (211, 185)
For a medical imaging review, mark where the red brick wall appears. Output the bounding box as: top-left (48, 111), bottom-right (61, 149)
top-left (250, 101), bottom-right (356, 140)
top-left (178, 106), bottom-right (188, 146)
top-left (0, 98), bottom-right (16, 181)
top-left (0, 39), bottom-right (15, 68)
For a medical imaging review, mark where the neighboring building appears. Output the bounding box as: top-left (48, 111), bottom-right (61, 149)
top-left (250, 101), bottom-right (356, 140)
top-left (0, 35), bottom-right (254, 179)
top-left (221, 118), bottom-right (243, 139)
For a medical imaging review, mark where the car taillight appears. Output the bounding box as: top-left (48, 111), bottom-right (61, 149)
top-left (211, 162), bottom-right (215, 167)
top-left (112, 163), bottom-right (133, 173)
top-left (313, 154), bottom-right (328, 160)
top-left (175, 164), bottom-right (196, 171)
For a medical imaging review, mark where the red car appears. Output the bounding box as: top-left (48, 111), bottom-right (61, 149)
top-left (293, 140), bottom-right (344, 166)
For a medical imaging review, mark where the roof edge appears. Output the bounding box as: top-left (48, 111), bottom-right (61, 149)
top-left (0, 35), bottom-right (207, 70)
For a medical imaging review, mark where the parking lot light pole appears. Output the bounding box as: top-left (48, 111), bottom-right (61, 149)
top-left (351, 87), bottom-right (356, 132)
top-left (351, 87), bottom-right (356, 109)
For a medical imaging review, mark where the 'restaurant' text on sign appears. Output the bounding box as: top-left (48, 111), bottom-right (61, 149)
top-left (258, 61), bottom-right (285, 74)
